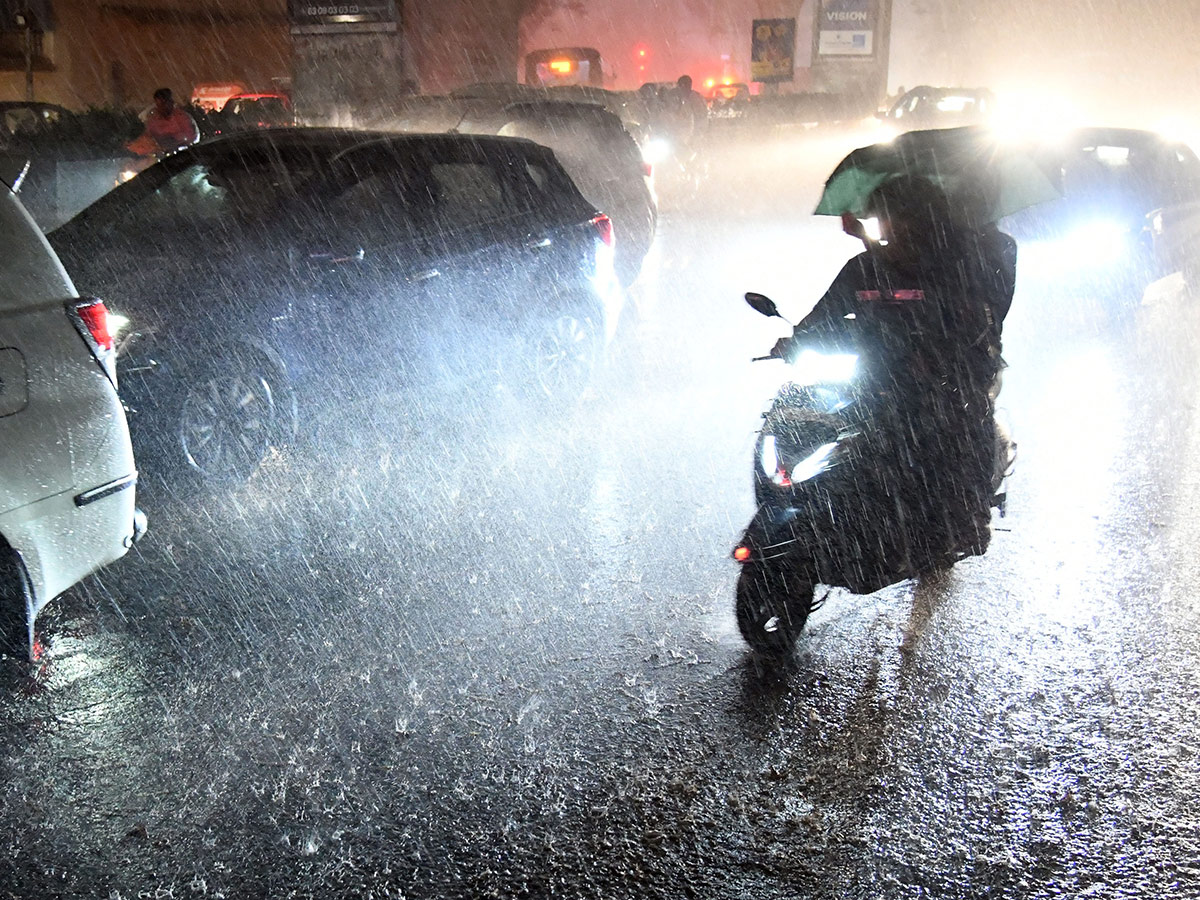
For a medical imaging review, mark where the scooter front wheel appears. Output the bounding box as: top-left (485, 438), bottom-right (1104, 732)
top-left (735, 564), bottom-right (814, 657)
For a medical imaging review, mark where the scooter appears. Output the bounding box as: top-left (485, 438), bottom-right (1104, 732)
top-left (731, 291), bottom-right (1015, 656)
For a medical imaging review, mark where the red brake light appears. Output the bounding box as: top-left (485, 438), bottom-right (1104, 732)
top-left (642, 162), bottom-right (653, 178)
top-left (733, 546), bottom-right (752, 562)
top-left (590, 213), bottom-right (614, 247)
top-left (76, 299), bottom-right (114, 352)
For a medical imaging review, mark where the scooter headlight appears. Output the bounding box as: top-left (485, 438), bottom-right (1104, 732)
top-left (789, 349), bottom-right (858, 387)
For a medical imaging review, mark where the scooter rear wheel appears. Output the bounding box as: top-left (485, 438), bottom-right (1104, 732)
top-left (735, 564), bottom-right (814, 657)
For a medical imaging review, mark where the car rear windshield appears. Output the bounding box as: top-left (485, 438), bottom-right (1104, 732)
top-left (0, 190), bottom-right (75, 311)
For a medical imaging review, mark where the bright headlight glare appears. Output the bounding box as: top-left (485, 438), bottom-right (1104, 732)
top-left (118, 168), bottom-right (138, 183)
top-left (1066, 220), bottom-right (1130, 258)
top-left (642, 138), bottom-right (671, 165)
top-left (790, 349), bottom-right (858, 385)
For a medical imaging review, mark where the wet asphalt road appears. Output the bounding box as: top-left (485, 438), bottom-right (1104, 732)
top-left (5, 128), bottom-right (1200, 899)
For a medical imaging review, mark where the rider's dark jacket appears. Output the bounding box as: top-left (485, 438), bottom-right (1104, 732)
top-left (791, 225), bottom-right (1015, 411)
top-left (785, 225), bottom-right (1017, 539)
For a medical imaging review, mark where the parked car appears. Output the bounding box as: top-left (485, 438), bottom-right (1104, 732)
top-left (0, 100), bottom-right (70, 144)
top-left (0, 189), bottom-right (144, 660)
top-left (1004, 126), bottom-right (1200, 302)
top-left (465, 100), bottom-right (656, 286)
top-left (49, 129), bottom-right (622, 485)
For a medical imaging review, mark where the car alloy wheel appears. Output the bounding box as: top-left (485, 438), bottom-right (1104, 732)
top-left (179, 364), bottom-right (277, 483)
top-left (531, 311), bottom-right (599, 402)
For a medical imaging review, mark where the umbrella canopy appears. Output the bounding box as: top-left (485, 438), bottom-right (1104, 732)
top-left (814, 126), bottom-right (1062, 225)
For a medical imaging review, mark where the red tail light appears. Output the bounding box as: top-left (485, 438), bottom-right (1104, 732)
top-left (68, 297), bottom-right (118, 387)
top-left (733, 545), bottom-right (752, 562)
top-left (75, 299), bottom-right (114, 352)
top-left (590, 213), bottom-right (615, 247)
top-left (642, 162), bottom-right (653, 178)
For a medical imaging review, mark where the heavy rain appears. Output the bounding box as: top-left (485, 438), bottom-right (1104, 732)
top-left (3, 0), bottom-right (1200, 897)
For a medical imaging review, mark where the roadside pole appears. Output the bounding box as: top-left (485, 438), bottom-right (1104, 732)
top-left (16, 11), bottom-right (33, 101)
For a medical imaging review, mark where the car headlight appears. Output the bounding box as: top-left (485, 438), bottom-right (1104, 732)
top-left (641, 138), bottom-right (671, 165)
top-left (1065, 219), bottom-right (1131, 258)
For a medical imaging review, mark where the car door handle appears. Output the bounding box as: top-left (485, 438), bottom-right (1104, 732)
top-left (408, 268), bottom-right (441, 282)
top-left (525, 237), bottom-right (553, 250)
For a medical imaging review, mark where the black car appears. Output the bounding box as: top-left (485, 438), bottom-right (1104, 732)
top-left (373, 94), bottom-right (656, 286)
top-left (49, 129), bottom-right (623, 484)
top-left (464, 100), bottom-right (656, 287)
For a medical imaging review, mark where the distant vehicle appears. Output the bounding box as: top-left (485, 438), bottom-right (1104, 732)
top-left (49, 129), bottom-right (623, 485)
top-left (190, 81), bottom-right (248, 112)
top-left (218, 93), bottom-right (295, 131)
top-left (1005, 126), bottom-right (1200, 303)
top-left (463, 99), bottom-right (657, 286)
top-left (0, 189), bottom-right (144, 661)
top-left (879, 86), bottom-right (996, 133)
top-left (524, 47), bottom-right (608, 89)
top-left (0, 100), bottom-right (70, 143)
top-left (707, 82), bottom-right (751, 120)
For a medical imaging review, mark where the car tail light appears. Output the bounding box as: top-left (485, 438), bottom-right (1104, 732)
top-left (643, 162), bottom-right (653, 178)
top-left (590, 213), bottom-right (614, 247)
top-left (733, 545), bottom-right (752, 562)
top-left (67, 297), bottom-right (118, 387)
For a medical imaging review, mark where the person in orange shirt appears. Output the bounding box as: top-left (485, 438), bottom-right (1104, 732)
top-left (127, 87), bottom-right (199, 156)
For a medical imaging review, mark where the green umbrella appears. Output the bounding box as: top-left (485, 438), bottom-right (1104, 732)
top-left (814, 125), bottom-right (1062, 224)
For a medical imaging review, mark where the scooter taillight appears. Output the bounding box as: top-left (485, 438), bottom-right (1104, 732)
top-left (733, 545), bottom-right (752, 562)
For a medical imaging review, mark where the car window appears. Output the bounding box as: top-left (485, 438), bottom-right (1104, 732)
top-left (116, 150), bottom-right (315, 236)
top-left (430, 161), bottom-right (507, 228)
top-left (133, 164), bottom-right (229, 226)
top-left (325, 168), bottom-right (428, 241)
top-left (4, 108), bottom-right (41, 136)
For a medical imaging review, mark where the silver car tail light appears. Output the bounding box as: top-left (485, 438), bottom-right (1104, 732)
top-left (67, 297), bottom-right (118, 388)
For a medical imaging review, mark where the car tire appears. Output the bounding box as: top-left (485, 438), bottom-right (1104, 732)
top-left (0, 546), bottom-right (34, 662)
top-left (177, 351), bottom-right (291, 485)
top-left (505, 301), bottom-right (603, 409)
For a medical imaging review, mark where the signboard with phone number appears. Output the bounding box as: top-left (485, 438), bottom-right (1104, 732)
top-left (289, 0), bottom-right (396, 29)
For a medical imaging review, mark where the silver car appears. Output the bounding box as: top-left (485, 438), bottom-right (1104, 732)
top-left (0, 189), bottom-right (144, 661)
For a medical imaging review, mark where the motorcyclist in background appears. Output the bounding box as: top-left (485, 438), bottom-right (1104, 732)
top-left (772, 175), bottom-right (1017, 560)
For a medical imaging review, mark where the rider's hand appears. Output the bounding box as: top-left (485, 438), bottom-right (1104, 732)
top-left (841, 211), bottom-right (870, 247)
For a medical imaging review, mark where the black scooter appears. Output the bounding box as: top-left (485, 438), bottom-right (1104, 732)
top-left (732, 292), bottom-right (1014, 656)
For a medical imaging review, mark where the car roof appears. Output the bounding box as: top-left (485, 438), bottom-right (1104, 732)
top-left (0, 101), bottom-right (68, 111)
top-left (185, 128), bottom-right (548, 159)
top-left (1065, 126), bottom-right (1169, 149)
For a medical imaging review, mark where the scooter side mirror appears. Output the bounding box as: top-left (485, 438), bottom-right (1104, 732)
top-left (745, 292), bottom-right (781, 319)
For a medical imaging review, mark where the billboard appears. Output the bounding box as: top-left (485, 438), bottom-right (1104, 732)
top-left (289, 0), bottom-right (397, 32)
top-left (818, 0), bottom-right (875, 56)
top-left (750, 18), bottom-right (796, 84)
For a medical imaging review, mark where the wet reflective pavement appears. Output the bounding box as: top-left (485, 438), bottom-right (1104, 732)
top-left (5, 130), bottom-right (1200, 898)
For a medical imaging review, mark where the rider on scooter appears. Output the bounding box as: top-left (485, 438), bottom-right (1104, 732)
top-left (772, 175), bottom-right (1017, 558)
